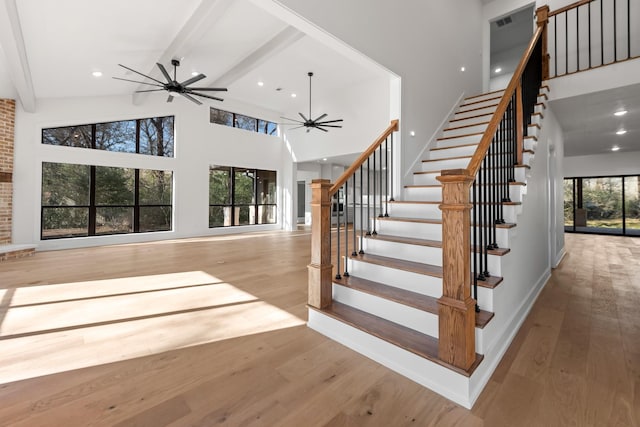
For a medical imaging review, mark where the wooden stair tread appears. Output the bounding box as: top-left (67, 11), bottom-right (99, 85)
top-left (475, 275), bottom-right (504, 289)
top-left (461, 96), bottom-right (502, 107)
top-left (416, 164), bottom-right (529, 175)
top-left (333, 275), bottom-right (494, 329)
top-left (432, 142), bottom-right (479, 150)
top-left (437, 132), bottom-right (484, 141)
top-left (377, 216), bottom-right (517, 229)
top-left (366, 233), bottom-right (510, 256)
top-left (309, 302), bottom-right (483, 377)
top-left (351, 252), bottom-right (443, 277)
top-left (422, 155), bottom-right (472, 163)
top-left (450, 112), bottom-right (494, 123)
top-left (443, 121), bottom-right (490, 132)
top-left (457, 103), bottom-right (498, 114)
top-left (464, 89), bottom-right (504, 101)
top-left (389, 200), bottom-right (440, 205)
top-left (405, 182), bottom-right (525, 188)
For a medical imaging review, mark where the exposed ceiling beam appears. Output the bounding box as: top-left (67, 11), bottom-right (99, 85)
top-left (132, 0), bottom-right (235, 105)
top-left (0, 0), bottom-right (36, 112)
top-left (209, 26), bottom-right (303, 88)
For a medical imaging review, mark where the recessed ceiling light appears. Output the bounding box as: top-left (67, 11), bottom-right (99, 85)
top-left (614, 110), bottom-right (627, 116)
top-left (322, 158), bottom-right (327, 161)
top-left (191, 71), bottom-right (199, 76)
top-left (460, 66), bottom-right (466, 72)
top-left (257, 81), bottom-right (264, 87)
top-left (616, 129), bottom-right (627, 135)
top-left (495, 67), bottom-right (502, 73)
top-left (92, 71), bottom-right (102, 77)
top-left (612, 145), bottom-right (620, 151)
top-left (291, 93), bottom-right (297, 98)
top-left (410, 131), bottom-right (416, 137)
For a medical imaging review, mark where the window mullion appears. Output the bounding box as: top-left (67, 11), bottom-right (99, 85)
top-left (89, 165), bottom-right (96, 235)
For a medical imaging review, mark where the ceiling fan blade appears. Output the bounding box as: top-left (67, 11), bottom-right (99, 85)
top-left (117, 64), bottom-right (166, 85)
top-left (135, 89), bottom-right (165, 93)
top-left (167, 94), bottom-right (174, 103)
top-left (313, 113), bottom-right (328, 122)
top-left (298, 113), bottom-right (309, 122)
top-left (188, 91), bottom-right (224, 102)
top-left (318, 124), bottom-right (342, 128)
top-left (181, 92), bottom-right (203, 105)
top-left (316, 119), bottom-right (344, 125)
top-left (187, 87), bottom-right (228, 92)
top-left (315, 126), bottom-right (329, 132)
top-left (180, 73), bottom-right (207, 87)
top-left (289, 125), bottom-right (305, 130)
top-left (156, 63), bottom-right (173, 83)
top-left (112, 77), bottom-right (164, 87)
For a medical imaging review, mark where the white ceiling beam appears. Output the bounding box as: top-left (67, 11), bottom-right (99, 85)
top-left (209, 26), bottom-right (303, 88)
top-left (132, 0), bottom-right (235, 105)
top-left (0, 0), bottom-right (36, 111)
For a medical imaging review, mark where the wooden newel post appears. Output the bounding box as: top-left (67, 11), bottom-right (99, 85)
top-left (308, 179), bottom-right (333, 309)
top-left (536, 5), bottom-right (550, 80)
top-left (437, 170), bottom-right (476, 370)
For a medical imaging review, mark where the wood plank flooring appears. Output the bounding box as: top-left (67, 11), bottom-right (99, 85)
top-left (0, 231), bottom-right (638, 426)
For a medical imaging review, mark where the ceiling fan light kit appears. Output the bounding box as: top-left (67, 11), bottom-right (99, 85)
top-left (113, 59), bottom-right (228, 105)
top-left (281, 72), bottom-right (343, 132)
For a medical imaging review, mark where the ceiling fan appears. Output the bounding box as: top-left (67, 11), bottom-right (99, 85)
top-left (113, 59), bottom-right (227, 105)
top-left (281, 72), bottom-right (343, 132)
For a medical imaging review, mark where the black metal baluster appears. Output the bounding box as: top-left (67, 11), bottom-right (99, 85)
top-left (554, 15), bottom-right (558, 77)
top-left (601, 0), bottom-right (604, 65)
top-left (614, 0), bottom-right (618, 62)
top-left (389, 134), bottom-right (394, 201)
top-left (384, 138), bottom-right (389, 216)
top-left (483, 155), bottom-right (490, 278)
top-left (473, 179), bottom-right (479, 311)
top-left (628, 0), bottom-right (631, 59)
top-left (344, 181), bottom-right (350, 277)
top-left (565, 11), bottom-right (569, 74)
top-left (477, 161), bottom-right (485, 281)
top-left (359, 166), bottom-right (365, 254)
top-left (589, 0), bottom-right (592, 68)
top-left (372, 150), bottom-right (377, 234)
top-left (379, 147), bottom-right (384, 218)
top-left (366, 158), bottom-right (371, 236)
top-left (577, 6), bottom-right (580, 71)
top-left (335, 193), bottom-right (341, 280)
top-left (352, 174), bottom-right (357, 257)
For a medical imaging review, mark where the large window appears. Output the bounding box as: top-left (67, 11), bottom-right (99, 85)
top-left (209, 166), bottom-right (276, 227)
top-left (42, 162), bottom-right (172, 239)
top-left (564, 175), bottom-right (640, 236)
top-left (42, 116), bottom-right (174, 157)
top-left (210, 108), bottom-right (277, 136)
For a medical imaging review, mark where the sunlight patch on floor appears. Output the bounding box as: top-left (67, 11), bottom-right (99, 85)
top-left (0, 271), bottom-right (305, 385)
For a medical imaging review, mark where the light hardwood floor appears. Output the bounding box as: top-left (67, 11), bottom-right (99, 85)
top-left (0, 231), bottom-right (638, 426)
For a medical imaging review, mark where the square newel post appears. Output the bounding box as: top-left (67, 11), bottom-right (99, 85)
top-left (437, 170), bottom-right (476, 371)
top-left (536, 5), bottom-right (550, 80)
top-left (308, 179), bottom-right (333, 309)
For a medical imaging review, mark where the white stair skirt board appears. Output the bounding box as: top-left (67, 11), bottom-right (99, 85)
top-left (332, 283), bottom-right (440, 338)
top-left (430, 143), bottom-right (479, 159)
top-left (421, 157), bottom-right (471, 171)
top-left (442, 122), bottom-right (489, 138)
top-left (348, 258), bottom-right (442, 297)
top-left (307, 309), bottom-right (476, 409)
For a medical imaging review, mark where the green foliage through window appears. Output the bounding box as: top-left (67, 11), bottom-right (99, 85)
top-left (42, 162), bottom-right (173, 239)
top-left (209, 165), bottom-right (277, 227)
top-left (210, 108), bottom-right (277, 136)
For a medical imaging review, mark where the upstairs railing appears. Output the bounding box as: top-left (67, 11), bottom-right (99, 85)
top-left (547, 0), bottom-right (639, 78)
top-left (436, 7), bottom-right (548, 371)
top-left (308, 120), bottom-right (399, 309)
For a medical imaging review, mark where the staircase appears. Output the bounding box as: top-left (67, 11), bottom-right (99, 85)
top-left (307, 86), bottom-right (549, 408)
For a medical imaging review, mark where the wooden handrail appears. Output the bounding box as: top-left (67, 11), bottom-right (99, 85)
top-left (549, 0), bottom-right (595, 17)
top-left (329, 119), bottom-right (399, 196)
top-left (465, 24), bottom-right (544, 177)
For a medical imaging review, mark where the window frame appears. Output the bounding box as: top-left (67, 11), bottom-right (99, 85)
top-left (209, 107), bottom-right (277, 136)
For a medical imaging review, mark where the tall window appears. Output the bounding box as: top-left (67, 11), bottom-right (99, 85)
top-left (564, 175), bottom-right (640, 236)
top-left (42, 162), bottom-right (172, 239)
top-left (210, 108), bottom-right (277, 136)
top-left (42, 116), bottom-right (174, 157)
top-left (209, 166), bottom-right (276, 227)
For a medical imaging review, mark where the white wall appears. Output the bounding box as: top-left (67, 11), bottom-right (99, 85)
top-left (13, 94), bottom-right (291, 250)
top-left (268, 0), bottom-right (484, 178)
top-left (563, 151), bottom-right (640, 177)
top-left (545, 107), bottom-right (566, 266)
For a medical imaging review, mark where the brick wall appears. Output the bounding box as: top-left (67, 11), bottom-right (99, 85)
top-left (0, 98), bottom-right (15, 245)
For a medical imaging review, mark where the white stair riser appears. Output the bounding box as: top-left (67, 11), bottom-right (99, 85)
top-left (461, 97), bottom-right (501, 110)
top-left (534, 104), bottom-right (545, 114)
top-left (332, 284), bottom-right (439, 338)
top-left (476, 286), bottom-right (493, 312)
top-left (437, 134), bottom-right (483, 148)
top-left (531, 114), bottom-right (542, 127)
top-left (421, 157), bottom-right (470, 171)
top-left (525, 137), bottom-right (537, 151)
top-left (448, 114), bottom-right (494, 128)
top-left (538, 95), bottom-right (547, 103)
top-left (404, 186), bottom-right (441, 201)
top-left (363, 238), bottom-right (442, 266)
top-left (430, 144), bottom-right (478, 159)
top-left (442, 123), bottom-right (489, 138)
top-left (389, 202), bottom-right (441, 218)
top-left (412, 173), bottom-right (441, 186)
top-left (454, 105), bottom-right (497, 120)
top-left (464, 91), bottom-right (504, 103)
top-left (348, 258), bottom-right (442, 297)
